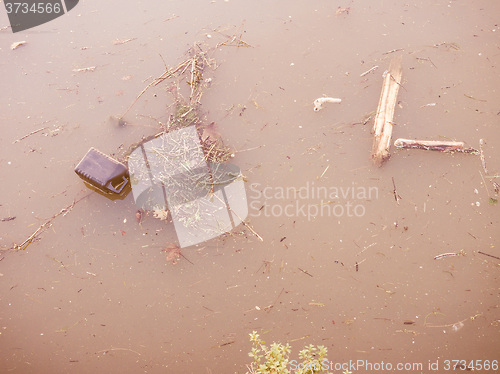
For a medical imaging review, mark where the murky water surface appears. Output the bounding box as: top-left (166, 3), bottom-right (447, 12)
top-left (1, 1), bottom-right (499, 373)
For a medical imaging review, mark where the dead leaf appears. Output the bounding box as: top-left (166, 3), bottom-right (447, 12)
top-left (135, 210), bottom-right (143, 224)
top-left (11, 41), bottom-right (27, 50)
top-left (153, 209), bottom-right (169, 221)
top-left (201, 122), bottom-right (220, 142)
top-left (162, 243), bottom-right (181, 265)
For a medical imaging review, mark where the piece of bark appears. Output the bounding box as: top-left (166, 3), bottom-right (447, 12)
top-left (394, 138), bottom-right (478, 154)
top-left (371, 56), bottom-right (403, 166)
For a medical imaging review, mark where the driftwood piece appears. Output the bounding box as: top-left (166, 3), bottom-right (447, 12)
top-left (313, 97), bottom-right (341, 112)
top-left (394, 138), bottom-right (478, 154)
top-left (371, 55), bottom-right (403, 166)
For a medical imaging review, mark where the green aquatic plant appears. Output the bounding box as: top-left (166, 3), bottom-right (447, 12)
top-left (246, 331), bottom-right (337, 374)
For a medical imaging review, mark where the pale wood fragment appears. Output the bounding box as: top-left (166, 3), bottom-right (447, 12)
top-left (371, 56), bottom-right (403, 166)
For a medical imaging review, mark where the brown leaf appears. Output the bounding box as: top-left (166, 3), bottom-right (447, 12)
top-left (201, 122), bottom-right (220, 142)
top-left (135, 210), bottom-right (143, 224)
top-left (162, 243), bottom-right (181, 265)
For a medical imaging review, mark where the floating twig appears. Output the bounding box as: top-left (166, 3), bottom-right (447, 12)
top-left (289, 335), bottom-right (311, 343)
top-left (46, 255), bottom-right (90, 279)
top-left (479, 170), bottom-right (490, 197)
top-left (360, 65), bottom-right (379, 77)
top-left (425, 313), bottom-right (482, 328)
top-left (179, 251), bottom-right (194, 265)
top-left (423, 310), bottom-right (446, 326)
top-left (10, 192), bottom-right (92, 251)
top-left (308, 302), bottom-right (325, 307)
top-left (72, 66), bottom-right (96, 73)
top-left (416, 57), bottom-right (437, 68)
top-left (217, 23), bottom-right (253, 48)
top-left (478, 251), bottom-right (500, 261)
top-left (298, 267), bottom-right (313, 277)
top-left (234, 145), bottom-right (264, 154)
top-left (13, 126), bottom-right (48, 144)
top-left (433, 252), bottom-right (458, 260)
top-left (255, 259), bottom-right (273, 274)
top-left (383, 48), bottom-right (404, 55)
top-left (392, 177), bottom-right (401, 203)
top-left (432, 42), bottom-right (460, 50)
top-left (55, 319), bottom-right (81, 333)
top-left (464, 94), bottom-right (487, 102)
top-left (394, 138), bottom-right (478, 154)
top-left (492, 181), bottom-right (500, 194)
top-left (121, 55), bottom-right (196, 117)
top-left (264, 287), bottom-right (285, 312)
top-left (434, 249), bottom-right (465, 260)
top-left (11, 41), bottom-right (27, 50)
top-left (479, 139), bottom-right (488, 174)
top-left (220, 34), bottom-right (253, 48)
top-left (376, 284), bottom-right (395, 295)
top-left (356, 242), bottom-right (376, 256)
top-left (319, 165), bottom-right (329, 179)
top-left (96, 347), bottom-right (141, 356)
top-left (212, 193), bottom-right (263, 241)
top-left (164, 15), bottom-right (179, 22)
top-left (217, 341), bottom-right (235, 348)
top-left (112, 38), bottom-right (136, 45)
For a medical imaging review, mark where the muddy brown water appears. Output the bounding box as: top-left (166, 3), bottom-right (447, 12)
top-left (1, 1), bottom-right (499, 373)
